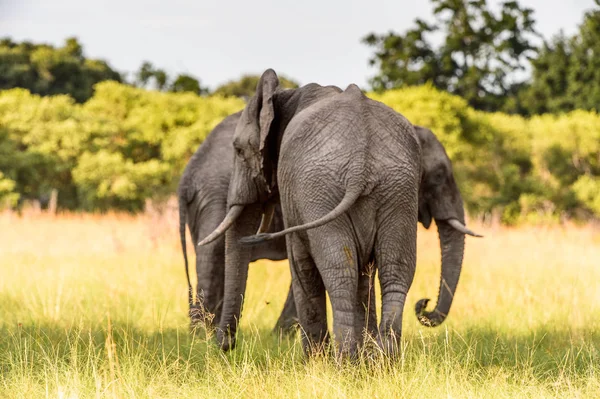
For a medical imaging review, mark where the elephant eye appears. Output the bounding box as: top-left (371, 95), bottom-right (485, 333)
top-left (430, 169), bottom-right (445, 185)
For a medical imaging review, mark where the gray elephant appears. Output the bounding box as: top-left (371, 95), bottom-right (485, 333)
top-left (178, 112), bottom-right (297, 331)
top-left (199, 69), bottom-right (480, 357)
top-left (179, 111), bottom-right (477, 343)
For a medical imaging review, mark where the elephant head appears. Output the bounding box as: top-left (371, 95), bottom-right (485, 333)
top-left (197, 71), bottom-right (279, 247)
top-left (198, 69), bottom-right (340, 350)
top-left (413, 126), bottom-right (482, 327)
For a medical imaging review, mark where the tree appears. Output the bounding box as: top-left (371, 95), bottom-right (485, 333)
top-left (0, 37), bottom-right (121, 102)
top-left (170, 73), bottom-right (208, 94)
top-left (566, 1), bottom-right (600, 112)
top-left (134, 61), bottom-right (170, 91)
top-left (134, 62), bottom-right (207, 94)
top-left (519, 33), bottom-right (573, 114)
top-left (363, 0), bottom-right (539, 113)
top-left (136, 61), bottom-right (155, 87)
top-left (520, 0), bottom-right (600, 114)
top-left (214, 74), bottom-right (299, 98)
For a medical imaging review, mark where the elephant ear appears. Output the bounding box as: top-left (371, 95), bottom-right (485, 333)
top-left (256, 69), bottom-right (280, 191)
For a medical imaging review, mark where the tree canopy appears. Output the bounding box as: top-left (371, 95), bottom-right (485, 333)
top-left (521, 1), bottom-right (600, 114)
top-left (0, 37), bottom-right (122, 103)
top-left (134, 61), bottom-right (209, 95)
top-left (363, 0), bottom-right (539, 113)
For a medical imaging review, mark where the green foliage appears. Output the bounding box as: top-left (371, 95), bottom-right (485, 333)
top-left (521, 3), bottom-right (600, 114)
top-left (1, 80), bottom-right (598, 222)
top-left (521, 33), bottom-right (574, 114)
top-left (134, 61), bottom-right (209, 95)
top-left (214, 74), bottom-right (299, 98)
top-left (566, 4), bottom-right (600, 112)
top-left (371, 86), bottom-right (600, 222)
top-left (0, 171), bottom-right (18, 208)
top-left (72, 151), bottom-right (170, 211)
top-left (0, 37), bottom-right (121, 103)
top-left (363, 0), bottom-right (538, 113)
top-left (572, 175), bottom-right (600, 216)
top-left (171, 74), bottom-right (204, 94)
top-left (0, 83), bottom-right (243, 211)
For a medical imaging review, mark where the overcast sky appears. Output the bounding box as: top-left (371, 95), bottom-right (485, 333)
top-left (1, 0), bottom-right (596, 90)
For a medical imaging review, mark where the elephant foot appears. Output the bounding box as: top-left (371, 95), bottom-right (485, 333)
top-left (376, 331), bottom-right (402, 358)
top-left (332, 341), bottom-right (360, 366)
top-left (216, 328), bottom-right (237, 351)
top-left (272, 317), bottom-right (299, 336)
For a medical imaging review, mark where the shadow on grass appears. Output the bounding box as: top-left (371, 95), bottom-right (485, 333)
top-left (0, 317), bottom-right (598, 381)
top-left (407, 324), bottom-right (600, 378)
top-left (0, 320), bottom-right (301, 374)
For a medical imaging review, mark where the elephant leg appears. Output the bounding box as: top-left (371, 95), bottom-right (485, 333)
top-left (272, 283), bottom-right (298, 335)
top-left (374, 217), bottom-right (417, 356)
top-left (287, 235), bottom-right (329, 356)
top-left (191, 208), bottom-right (226, 328)
top-left (355, 262), bottom-right (378, 345)
top-left (308, 224), bottom-right (359, 360)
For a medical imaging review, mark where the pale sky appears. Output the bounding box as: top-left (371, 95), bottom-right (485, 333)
top-left (1, 0), bottom-right (596, 90)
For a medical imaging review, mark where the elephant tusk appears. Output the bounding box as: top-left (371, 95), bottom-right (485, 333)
top-left (256, 202), bottom-right (275, 234)
top-left (447, 219), bottom-right (483, 238)
top-left (197, 205), bottom-right (245, 246)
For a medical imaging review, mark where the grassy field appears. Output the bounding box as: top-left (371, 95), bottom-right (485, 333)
top-left (1, 209), bottom-right (599, 398)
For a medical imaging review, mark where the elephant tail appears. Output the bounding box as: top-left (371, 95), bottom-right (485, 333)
top-left (239, 186), bottom-right (363, 245)
top-left (178, 194), bottom-right (193, 308)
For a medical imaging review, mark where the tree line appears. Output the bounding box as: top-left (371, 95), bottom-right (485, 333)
top-left (364, 0), bottom-right (600, 115)
top-left (0, 38), bottom-right (299, 102)
top-left (1, 82), bottom-right (598, 223)
top-left (1, 0), bottom-right (599, 223)
top-left (1, 0), bottom-right (599, 114)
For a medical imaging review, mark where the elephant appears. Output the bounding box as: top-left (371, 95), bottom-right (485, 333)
top-left (177, 112), bottom-right (297, 331)
top-left (199, 69), bottom-right (481, 357)
top-left (179, 110), bottom-right (478, 345)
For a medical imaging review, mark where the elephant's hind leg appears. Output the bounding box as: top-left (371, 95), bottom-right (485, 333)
top-left (287, 235), bottom-right (329, 356)
top-left (307, 223), bottom-right (360, 360)
top-left (273, 283), bottom-right (298, 335)
top-left (374, 211), bottom-right (417, 356)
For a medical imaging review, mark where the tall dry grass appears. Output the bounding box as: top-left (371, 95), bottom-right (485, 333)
top-left (0, 209), bottom-right (599, 398)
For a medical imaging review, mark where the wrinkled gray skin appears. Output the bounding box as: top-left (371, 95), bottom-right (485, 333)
top-left (178, 112), bottom-right (297, 331)
top-left (200, 70), bottom-right (479, 357)
top-left (200, 69), bottom-right (418, 357)
top-left (179, 113), bottom-right (474, 343)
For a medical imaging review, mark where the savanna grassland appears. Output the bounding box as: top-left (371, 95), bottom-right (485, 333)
top-left (1, 209), bottom-right (599, 399)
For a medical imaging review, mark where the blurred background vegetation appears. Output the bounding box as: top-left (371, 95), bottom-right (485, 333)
top-left (0, 0), bottom-right (599, 224)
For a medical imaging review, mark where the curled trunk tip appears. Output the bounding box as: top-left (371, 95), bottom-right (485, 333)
top-left (415, 298), bottom-right (446, 327)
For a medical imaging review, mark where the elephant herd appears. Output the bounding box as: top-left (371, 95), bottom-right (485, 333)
top-left (178, 69), bottom-right (481, 359)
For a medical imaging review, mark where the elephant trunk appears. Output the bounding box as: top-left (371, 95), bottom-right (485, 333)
top-left (415, 220), bottom-right (465, 327)
top-left (217, 204), bottom-right (262, 351)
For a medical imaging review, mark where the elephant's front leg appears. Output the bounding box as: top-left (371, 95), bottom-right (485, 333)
top-left (287, 236), bottom-right (329, 355)
top-left (191, 238), bottom-right (225, 328)
top-left (374, 214), bottom-right (417, 356)
top-left (190, 207), bottom-right (226, 329)
top-left (217, 204), bottom-right (262, 351)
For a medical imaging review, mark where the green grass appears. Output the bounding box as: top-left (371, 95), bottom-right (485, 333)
top-left (1, 212), bottom-right (599, 398)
